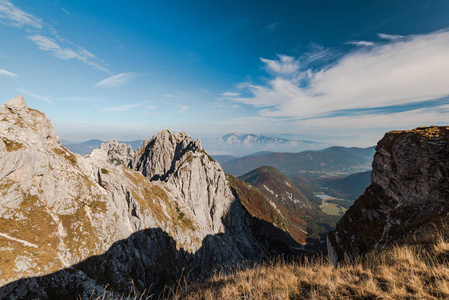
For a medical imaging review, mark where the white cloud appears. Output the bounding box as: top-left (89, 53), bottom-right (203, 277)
top-left (0, 0), bottom-right (42, 29)
top-left (345, 41), bottom-right (375, 47)
top-left (302, 43), bottom-right (334, 64)
top-left (299, 106), bottom-right (449, 130)
top-left (95, 72), bottom-right (137, 87)
top-left (221, 92), bottom-right (240, 97)
top-left (229, 30), bottom-right (449, 119)
top-left (0, 1), bottom-right (110, 73)
top-left (378, 33), bottom-right (404, 40)
top-left (0, 68), bottom-right (17, 77)
top-left (27, 34), bottom-right (110, 73)
top-left (28, 35), bottom-right (79, 59)
top-left (261, 55), bottom-right (300, 75)
top-left (178, 105), bottom-right (189, 113)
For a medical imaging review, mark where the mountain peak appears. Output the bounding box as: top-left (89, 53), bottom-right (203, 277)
top-left (3, 94), bottom-right (27, 112)
top-left (0, 95), bottom-right (60, 149)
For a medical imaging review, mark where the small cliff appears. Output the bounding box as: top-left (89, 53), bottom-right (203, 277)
top-left (328, 126), bottom-right (449, 265)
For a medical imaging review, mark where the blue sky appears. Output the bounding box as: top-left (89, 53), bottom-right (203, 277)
top-left (1, 0), bottom-right (449, 146)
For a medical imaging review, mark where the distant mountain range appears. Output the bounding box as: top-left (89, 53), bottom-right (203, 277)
top-left (220, 146), bottom-right (376, 178)
top-left (62, 139), bottom-right (144, 155)
top-left (202, 133), bottom-right (330, 156)
top-left (62, 133), bottom-right (328, 157)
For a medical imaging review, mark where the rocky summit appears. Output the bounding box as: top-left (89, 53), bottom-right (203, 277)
top-left (0, 96), bottom-right (293, 299)
top-left (328, 126), bottom-right (449, 265)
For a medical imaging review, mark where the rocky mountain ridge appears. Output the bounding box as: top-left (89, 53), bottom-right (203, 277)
top-left (0, 96), bottom-right (296, 298)
top-left (328, 126), bottom-right (449, 265)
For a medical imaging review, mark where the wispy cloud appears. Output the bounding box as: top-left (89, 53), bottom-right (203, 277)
top-left (345, 40), bottom-right (375, 47)
top-left (178, 105), bottom-right (189, 113)
top-left (95, 72), bottom-right (138, 87)
top-left (104, 102), bottom-right (143, 112)
top-left (262, 22), bottom-right (280, 34)
top-left (18, 89), bottom-right (53, 105)
top-left (227, 30), bottom-right (449, 121)
top-left (0, 1), bottom-right (110, 73)
top-left (28, 34), bottom-right (82, 59)
top-left (0, 68), bottom-right (17, 78)
top-left (300, 42), bottom-right (335, 65)
top-left (221, 92), bottom-right (240, 97)
top-left (27, 34), bottom-right (111, 73)
top-left (0, 0), bottom-right (42, 29)
top-left (378, 33), bottom-right (404, 40)
top-left (299, 105), bottom-right (449, 130)
top-left (60, 8), bottom-right (71, 15)
top-left (17, 89), bottom-right (102, 105)
top-left (165, 94), bottom-right (183, 100)
top-left (261, 55), bottom-right (300, 76)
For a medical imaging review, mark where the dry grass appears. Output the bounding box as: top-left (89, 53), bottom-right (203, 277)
top-left (90, 237), bottom-right (449, 300)
top-left (172, 242), bottom-right (449, 300)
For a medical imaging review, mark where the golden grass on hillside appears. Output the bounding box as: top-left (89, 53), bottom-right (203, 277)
top-left (91, 237), bottom-right (449, 300)
top-left (172, 243), bottom-right (449, 300)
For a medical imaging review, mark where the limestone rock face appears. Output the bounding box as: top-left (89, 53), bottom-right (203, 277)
top-left (132, 130), bottom-right (233, 234)
top-left (0, 96), bottom-right (279, 298)
top-left (328, 126), bottom-right (449, 265)
top-left (88, 139), bottom-right (135, 166)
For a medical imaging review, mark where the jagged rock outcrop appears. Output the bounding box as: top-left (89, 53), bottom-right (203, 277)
top-left (0, 96), bottom-right (291, 298)
top-left (88, 140), bottom-right (135, 167)
top-left (132, 130), bottom-right (232, 234)
top-left (328, 126), bottom-right (449, 265)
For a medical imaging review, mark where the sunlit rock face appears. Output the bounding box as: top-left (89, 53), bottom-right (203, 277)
top-left (0, 96), bottom-right (280, 298)
top-left (132, 129), bottom-right (234, 234)
top-left (328, 126), bottom-right (449, 266)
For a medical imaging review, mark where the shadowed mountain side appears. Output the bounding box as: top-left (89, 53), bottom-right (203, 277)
top-left (321, 170), bottom-right (372, 201)
top-left (233, 167), bottom-right (322, 244)
top-left (0, 200), bottom-right (302, 299)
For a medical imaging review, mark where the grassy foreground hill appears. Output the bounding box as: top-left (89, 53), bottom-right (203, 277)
top-left (175, 237), bottom-right (449, 299)
top-left (98, 233), bottom-right (449, 299)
